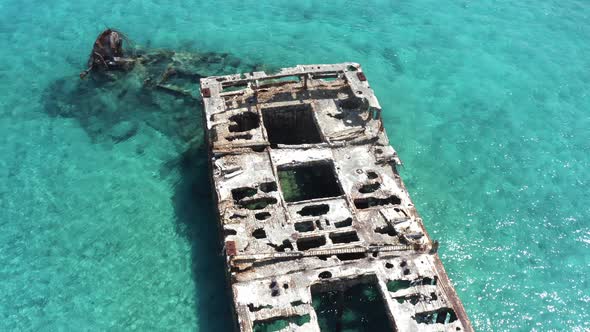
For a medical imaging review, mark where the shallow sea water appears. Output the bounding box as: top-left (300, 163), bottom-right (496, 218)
top-left (1, 0), bottom-right (589, 331)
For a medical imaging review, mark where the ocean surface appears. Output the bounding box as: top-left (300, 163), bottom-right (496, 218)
top-left (1, 0), bottom-right (589, 331)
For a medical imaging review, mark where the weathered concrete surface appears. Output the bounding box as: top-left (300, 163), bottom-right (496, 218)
top-left (200, 63), bottom-right (473, 331)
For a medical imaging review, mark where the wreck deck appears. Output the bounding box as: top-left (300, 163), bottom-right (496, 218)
top-left (200, 63), bottom-right (472, 331)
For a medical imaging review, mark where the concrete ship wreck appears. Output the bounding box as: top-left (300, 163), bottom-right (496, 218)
top-left (200, 63), bottom-right (473, 331)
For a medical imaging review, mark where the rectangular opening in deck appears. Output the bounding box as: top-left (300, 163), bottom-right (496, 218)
top-left (278, 162), bottom-right (342, 202)
top-left (311, 276), bottom-right (395, 331)
top-left (261, 104), bottom-right (322, 145)
top-left (311, 72), bottom-right (341, 82)
top-left (258, 75), bottom-right (301, 88)
top-left (329, 231), bottom-right (360, 244)
top-left (221, 81), bottom-right (248, 93)
top-left (296, 235), bottom-right (326, 251)
top-left (252, 314), bottom-right (310, 332)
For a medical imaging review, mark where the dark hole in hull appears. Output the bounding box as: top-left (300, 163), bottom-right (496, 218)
top-left (359, 182), bottom-right (381, 193)
top-left (228, 112), bottom-right (260, 132)
top-left (396, 293), bottom-right (423, 305)
top-left (223, 229), bottom-right (237, 236)
top-left (329, 231), bottom-right (360, 244)
top-left (414, 276), bottom-right (438, 286)
top-left (375, 225), bottom-right (397, 236)
top-left (248, 304), bottom-right (272, 312)
top-left (338, 97), bottom-right (363, 110)
top-left (232, 187), bottom-right (257, 201)
top-left (268, 240), bottom-right (293, 252)
top-left (296, 236), bottom-right (326, 251)
top-left (366, 171), bottom-right (379, 179)
top-left (294, 220), bottom-right (315, 232)
top-left (415, 308), bottom-right (457, 325)
top-left (239, 197), bottom-right (277, 210)
top-left (279, 162), bottom-right (342, 203)
top-left (255, 212), bottom-right (271, 220)
top-left (297, 204), bottom-right (330, 216)
top-left (252, 228), bottom-right (267, 239)
top-left (311, 278), bottom-right (394, 331)
top-left (261, 104), bottom-right (322, 145)
top-left (226, 133), bottom-right (252, 141)
top-left (336, 252), bottom-right (367, 261)
top-left (354, 195), bottom-right (401, 209)
top-left (259, 181), bottom-right (278, 192)
top-left (334, 217), bottom-right (353, 228)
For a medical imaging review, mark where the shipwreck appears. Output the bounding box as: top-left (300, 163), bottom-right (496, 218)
top-left (200, 63), bottom-right (473, 331)
top-left (76, 29), bottom-right (471, 331)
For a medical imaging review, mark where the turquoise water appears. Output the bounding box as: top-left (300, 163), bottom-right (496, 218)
top-left (1, 0), bottom-right (589, 330)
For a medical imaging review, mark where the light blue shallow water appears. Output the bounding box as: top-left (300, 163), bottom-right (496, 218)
top-left (1, 0), bottom-right (589, 331)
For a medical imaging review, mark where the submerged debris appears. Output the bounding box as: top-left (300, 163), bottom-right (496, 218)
top-left (80, 29), bottom-right (135, 79)
top-left (45, 30), bottom-right (273, 146)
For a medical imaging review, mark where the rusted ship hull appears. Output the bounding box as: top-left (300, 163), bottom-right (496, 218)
top-left (200, 63), bottom-right (472, 331)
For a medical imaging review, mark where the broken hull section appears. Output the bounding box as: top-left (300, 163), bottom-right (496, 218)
top-left (200, 63), bottom-right (472, 332)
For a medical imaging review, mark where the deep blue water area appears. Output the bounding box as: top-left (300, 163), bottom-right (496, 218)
top-left (1, 0), bottom-right (589, 330)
